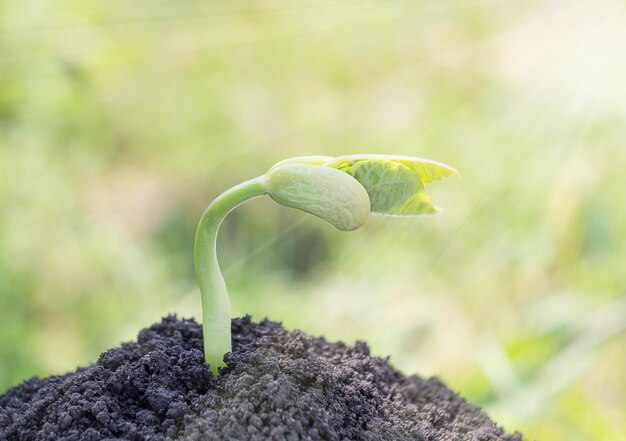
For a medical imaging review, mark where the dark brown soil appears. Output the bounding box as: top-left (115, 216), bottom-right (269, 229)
top-left (0, 316), bottom-right (523, 441)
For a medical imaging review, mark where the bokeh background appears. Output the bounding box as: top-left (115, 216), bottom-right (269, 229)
top-left (1, 0), bottom-right (625, 439)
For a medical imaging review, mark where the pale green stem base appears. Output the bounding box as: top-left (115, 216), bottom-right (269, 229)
top-left (194, 176), bottom-right (267, 376)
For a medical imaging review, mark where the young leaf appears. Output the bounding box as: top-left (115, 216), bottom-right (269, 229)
top-left (331, 158), bottom-right (438, 216)
top-left (329, 154), bottom-right (460, 185)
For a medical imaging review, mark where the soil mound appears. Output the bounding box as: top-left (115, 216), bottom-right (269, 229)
top-left (0, 316), bottom-right (523, 441)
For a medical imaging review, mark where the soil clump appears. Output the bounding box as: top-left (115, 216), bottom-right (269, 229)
top-left (0, 316), bottom-right (523, 441)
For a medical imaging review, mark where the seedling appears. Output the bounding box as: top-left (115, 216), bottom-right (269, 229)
top-left (195, 154), bottom-right (459, 375)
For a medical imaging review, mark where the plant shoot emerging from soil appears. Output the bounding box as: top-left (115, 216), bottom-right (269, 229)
top-left (195, 155), bottom-right (459, 375)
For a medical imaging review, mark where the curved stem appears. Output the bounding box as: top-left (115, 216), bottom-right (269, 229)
top-left (194, 175), bottom-right (267, 375)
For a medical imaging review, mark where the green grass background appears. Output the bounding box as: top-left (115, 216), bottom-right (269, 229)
top-left (1, 0), bottom-right (625, 439)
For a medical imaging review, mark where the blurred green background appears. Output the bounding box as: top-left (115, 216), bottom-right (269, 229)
top-left (1, 0), bottom-right (625, 439)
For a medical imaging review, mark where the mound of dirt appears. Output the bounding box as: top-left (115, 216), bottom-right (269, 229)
top-left (0, 316), bottom-right (523, 441)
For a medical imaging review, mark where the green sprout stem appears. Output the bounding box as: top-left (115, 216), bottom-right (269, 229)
top-left (194, 155), bottom-right (458, 376)
top-left (194, 176), bottom-right (267, 375)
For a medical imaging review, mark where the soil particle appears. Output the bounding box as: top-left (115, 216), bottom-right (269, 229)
top-left (0, 316), bottom-right (523, 441)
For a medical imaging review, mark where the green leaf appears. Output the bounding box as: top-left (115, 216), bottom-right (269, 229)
top-left (329, 154), bottom-right (459, 185)
top-left (333, 159), bottom-right (436, 215)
